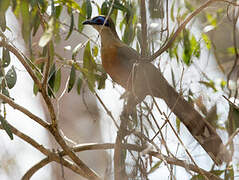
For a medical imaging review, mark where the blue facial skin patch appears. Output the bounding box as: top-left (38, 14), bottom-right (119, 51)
top-left (92, 16), bottom-right (109, 27)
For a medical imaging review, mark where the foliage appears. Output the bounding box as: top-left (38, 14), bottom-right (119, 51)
top-left (0, 0), bottom-right (238, 179)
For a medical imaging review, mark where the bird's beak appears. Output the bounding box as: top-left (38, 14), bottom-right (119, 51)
top-left (82, 19), bottom-right (93, 25)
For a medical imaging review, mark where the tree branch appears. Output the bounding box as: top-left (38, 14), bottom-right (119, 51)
top-left (24, 143), bottom-right (144, 179)
top-left (0, 38), bottom-right (100, 179)
top-left (149, 0), bottom-right (216, 61)
top-left (0, 123), bottom-right (87, 179)
top-left (0, 41), bottom-right (42, 89)
top-left (140, 0), bottom-right (148, 56)
top-left (22, 142), bottom-right (222, 180)
top-left (149, 151), bottom-right (222, 180)
top-left (0, 93), bottom-right (50, 129)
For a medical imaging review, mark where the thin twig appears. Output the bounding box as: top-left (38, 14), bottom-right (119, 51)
top-left (149, 0), bottom-right (217, 61)
top-left (95, 92), bottom-right (119, 129)
top-left (140, 0), bottom-right (148, 56)
top-left (149, 151), bottom-right (222, 180)
top-left (163, 113), bottom-right (209, 180)
top-left (0, 41), bottom-right (42, 90)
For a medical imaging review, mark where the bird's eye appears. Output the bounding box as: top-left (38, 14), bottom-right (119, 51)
top-left (96, 19), bottom-right (102, 23)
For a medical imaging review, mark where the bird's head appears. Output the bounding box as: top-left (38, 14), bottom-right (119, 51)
top-left (83, 16), bottom-right (119, 40)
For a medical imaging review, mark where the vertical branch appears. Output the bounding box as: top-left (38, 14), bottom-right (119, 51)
top-left (114, 105), bottom-right (128, 180)
top-left (140, 0), bottom-right (148, 56)
top-left (226, 6), bottom-right (239, 98)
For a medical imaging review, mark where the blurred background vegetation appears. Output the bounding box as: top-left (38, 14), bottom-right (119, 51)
top-left (0, 0), bottom-right (239, 179)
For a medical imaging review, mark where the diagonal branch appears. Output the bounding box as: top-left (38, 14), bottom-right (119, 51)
top-left (0, 123), bottom-right (87, 179)
top-left (24, 143), bottom-right (144, 179)
top-left (0, 41), bottom-right (42, 89)
top-left (149, 151), bottom-right (222, 180)
top-left (148, 0), bottom-right (225, 61)
top-left (0, 93), bottom-right (50, 129)
top-left (23, 142), bottom-right (223, 180)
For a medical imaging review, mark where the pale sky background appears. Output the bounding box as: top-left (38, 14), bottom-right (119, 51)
top-left (1, 1), bottom-right (239, 180)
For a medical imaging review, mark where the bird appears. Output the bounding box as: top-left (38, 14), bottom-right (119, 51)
top-left (83, 15), bottom-right (230, 165)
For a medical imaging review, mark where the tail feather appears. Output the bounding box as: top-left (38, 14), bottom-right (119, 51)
top-left (133, 63), bottom-right (231, 165)
top-left (153, 71), bottom-right (231, 165)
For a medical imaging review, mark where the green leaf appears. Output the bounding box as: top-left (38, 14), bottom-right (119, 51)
top-left (220, 80), bottom-right (226, 89)
top-left (0, 14), bottom-right (6, 32)
top-left (68, 65), bottom-right (76, 92)
top-left (191, 35), bottom-right (200, 58)
top-left (191, 174), bottom-right (204, 180)
top-left (53, 68), bottom-right (61, 93)
top-left (0, 0), bottom-right (10, 13)
top-left (202, 33), bottom-right (211, 50)
top-left (2, 48), bottom-right (11, 68)
top-left (78, 13), bottom-right (85, 32)
top-left (112, 1), bottom-right (128, 12)
top-left (39, 18), bottom-right (54, 47)
top-left (92, 46), bottom-right (98, 57)
top-left (77, 77), bottom-right (83, 95)
top-left (199, 80), bottom-right (217, 92)
top-left (20, 0), bottom-right (31, 43)
top-left (225, 165), bottom-right (234, 180)
top-left (184, 0), bottom-right (194, 12)
top-left (148, 161), bottom-right (163, 174)
top-left (182, 30), bottom-right (192, 65)
top-left (227, 103), bottom-right (239, 135)
top-left (6, 66), bottom-right (17, 89)
top-left (227, 47), bottom-right (239, 56)
top-left (86, 0), bottom-right (92, 19)
top-left (176, 117), bottom-right (181, 134)
top-left (0, 115), bottom-right (13, 140)
top-left (0, 0), bottom-right (10, 31)
top-left (48, 63), bottom-right (56, 97)
top-left (206, 13), bottom-right (217, 27)
top-left (97, 73), bottom-right (107, 89)
top-left (148, 0), bottom-right (164, 19)
top-left (2, 88), bottom-right (9, 98)
top-left (210, 170), bottom-right (224, 176)
top-left (170, 0), bottom-right (175, 22)
top-left (55, 5), bottom-right (62, 19)
top-left (32, 9), bottom-right (40, 36)
top-left (83, 41), bottom-right (96, 71)
top-left (83, 41), bottom-right (97, 92)
top-left (33, 82), bottom-right (39, 95)
top-left (65, 13), bottom-right (74, 40)
top-left (101, 2), bottom-right (109, 15)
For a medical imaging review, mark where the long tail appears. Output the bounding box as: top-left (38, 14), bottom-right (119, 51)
top-left (154, 71), bottom-right (231, 164)
top-left (136, 63), bottom-right (231, 165)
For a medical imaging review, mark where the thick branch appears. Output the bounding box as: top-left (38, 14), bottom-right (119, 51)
top-left (0, 123), bottom-right (87, 179)
top-left (24, 143), bottom-right (144, 179)
top-left (23, 142), bottom-right (222, 180)
top-left (49, 127), bottom-right (101, 179)
top-left (0, 93), bottom-right (50, 129)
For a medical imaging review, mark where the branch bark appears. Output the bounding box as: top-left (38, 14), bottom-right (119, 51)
top-left (148, 0), bottom-right (218, 61)
top-left (0, 93), bottom-right (50, 129)
top-left (149, 151), bottom-right (223, 180)
top-left (0, 123), bottom-right (87, 179)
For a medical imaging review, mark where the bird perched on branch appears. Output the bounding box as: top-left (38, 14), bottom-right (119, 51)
top-left (83, 15), bottom-right (230, 165)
